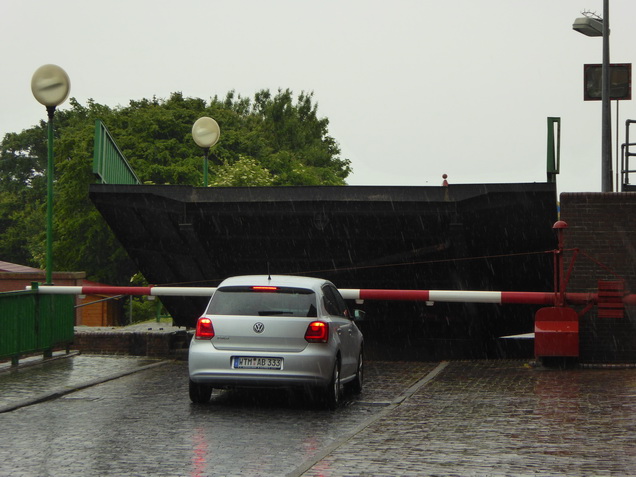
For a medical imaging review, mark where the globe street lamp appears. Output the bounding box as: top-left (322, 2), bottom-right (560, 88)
top-left (573, 1), bottom-right (613, 192)
top-left (192, 117), bottom-right (221, 187)
top-left (31, 64), bottom-right (71, 285)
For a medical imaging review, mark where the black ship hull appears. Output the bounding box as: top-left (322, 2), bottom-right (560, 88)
top-left (90, 182), bottom-right (557, 359)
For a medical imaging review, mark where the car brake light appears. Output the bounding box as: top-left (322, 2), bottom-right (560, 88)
top-left (305, 321), bottom-right (329, 343)
top-left (195, 317), bottom-right (215, 340)
top-left (251, 286), bottom-right (278, 292)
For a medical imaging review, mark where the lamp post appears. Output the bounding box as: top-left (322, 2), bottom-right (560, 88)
top-left (573, 1), bottom-right (613, 192)
top-left (192, 117), bottom-right (221, 187)
top-left (31, 64), bottom-right (70, 285)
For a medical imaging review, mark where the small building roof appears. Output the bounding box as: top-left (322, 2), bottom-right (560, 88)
top-left (0, 260), bottom-right (42, 273)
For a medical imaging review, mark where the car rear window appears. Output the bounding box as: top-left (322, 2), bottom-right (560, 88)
top-left (206, 286), bottom-right (318, 317)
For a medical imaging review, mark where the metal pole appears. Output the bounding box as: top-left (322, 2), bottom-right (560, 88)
top-left (556, 228), bottom-right (566, 307)
top-left (203, 148), bottom-right (209, 187)
top-left (45, 106), bottom-right (56, 285)
top-left (601, 0), bottom-right (613, 192)
top-left (616, 100), bottom-right (620, 189)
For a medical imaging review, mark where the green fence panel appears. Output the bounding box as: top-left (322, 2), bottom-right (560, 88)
top-left (46, 294), bottom-right (75, 345)
top-left (0, 292), bottom-right (34, 357)
top-left (93, 119), bottom-right (141, 185)
top-left (0, 291), bottom-right (74, 361)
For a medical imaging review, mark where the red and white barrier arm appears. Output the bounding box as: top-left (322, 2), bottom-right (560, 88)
top-left (26, 285), bottom-right (217, 296)
top-left (339, 289), bottom-right (556, 305)
top-left (26, 285), bottom-right (635, 306)
top-left (339, 289), bottom-right (617, 306)
top-left (340, 289), bottom-right (636, 306)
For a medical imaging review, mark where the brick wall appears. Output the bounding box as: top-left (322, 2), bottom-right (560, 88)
top-left (71, 331), bottom-right (172, 356)
top-left (72, 331), bottom-right (190, 358)
top-left (560, 192), bottom-right (636, 363)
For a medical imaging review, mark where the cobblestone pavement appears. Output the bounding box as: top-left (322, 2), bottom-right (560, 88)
top-left (303, 361), bottom-right (636, 477)
top-left (0, 356), bottom-right (436, 477)
top-left (1, 357), bottom-right (636, 476)
top-left (0, 354), bottom-right (165, 413)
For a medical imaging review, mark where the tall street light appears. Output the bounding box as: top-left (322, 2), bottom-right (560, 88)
top-left (192, 116), bottom-right (221, 187)
top-left (573, 1), bottom-right (613, 192)
top-left (31, 64), bottom-right (71, 285)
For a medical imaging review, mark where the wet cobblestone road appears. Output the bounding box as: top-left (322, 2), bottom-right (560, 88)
top-left (303, 361), bottom-right (636, 476)
top-left (1, 356), bottom-right (636, 476)
top-left (0, 354), bottom-right (163, 412)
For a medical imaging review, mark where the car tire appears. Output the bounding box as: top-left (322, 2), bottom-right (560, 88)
top-left (322, 358), bottom-right (341, 410)
top-left (189, 379), bottom-right (212, 404)
top-left (349, 349), bottom-right (363, 395)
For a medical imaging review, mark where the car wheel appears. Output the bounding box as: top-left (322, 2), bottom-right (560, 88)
top-left (189, 379), bottom-right (212, 404)
top-left (322, 358), bottom-right (341, 410)
top-left (349, 349), bottom-right (363, 395)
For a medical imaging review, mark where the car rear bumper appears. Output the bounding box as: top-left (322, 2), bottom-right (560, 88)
top-left (188, 340), bottom-right (336, 389)
top-left (189, 371), bottom-right (329, 388)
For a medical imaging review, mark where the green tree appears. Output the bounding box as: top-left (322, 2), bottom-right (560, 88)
top-left (0, 90), bottom-right (351, 284)
top-left (0, 121), bottom-right (50, 268)
top-left (211, 155), bottom-right (274, 187)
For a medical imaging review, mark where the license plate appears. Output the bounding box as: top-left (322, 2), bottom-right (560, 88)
top-left (233, 357), bottom-right (283, 369)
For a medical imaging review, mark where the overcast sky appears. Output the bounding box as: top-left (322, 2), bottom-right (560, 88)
top-left (2, 0), bottom-right (636, 195)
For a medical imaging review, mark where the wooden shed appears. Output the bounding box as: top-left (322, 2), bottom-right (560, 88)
top-left (76, 280), bottom-right (123, 327)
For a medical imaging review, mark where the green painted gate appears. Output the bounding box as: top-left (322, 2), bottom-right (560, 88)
top-left (0, 289), bottom-right (74, 365)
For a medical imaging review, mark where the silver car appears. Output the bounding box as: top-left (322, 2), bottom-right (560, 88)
top-left (188, 275), bottom-right (364, 408)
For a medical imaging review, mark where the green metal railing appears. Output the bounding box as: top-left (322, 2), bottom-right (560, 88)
top-left (0, 288), bottom-right (74, 365)
top-left (93, 119), bottom-right (140, 185)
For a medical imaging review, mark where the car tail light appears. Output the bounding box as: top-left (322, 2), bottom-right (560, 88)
top-left (195, 317), bottom-right (215, 340)
top-left (305, 321), bottom-right (329, 343)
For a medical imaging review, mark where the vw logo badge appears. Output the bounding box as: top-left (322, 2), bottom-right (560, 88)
top-left (253, 322), bottom-right (265, 334)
